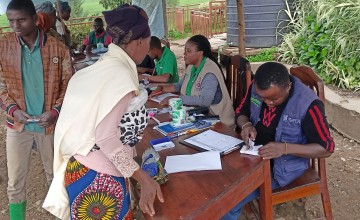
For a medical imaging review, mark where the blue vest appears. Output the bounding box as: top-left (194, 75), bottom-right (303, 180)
top-left (249, 76), bottom-right (318, 186)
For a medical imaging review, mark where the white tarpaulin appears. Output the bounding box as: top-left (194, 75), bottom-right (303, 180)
top-left (0, 0), bottom-right (11, 15)
top-left (132, 0), bottom-right (165, 39)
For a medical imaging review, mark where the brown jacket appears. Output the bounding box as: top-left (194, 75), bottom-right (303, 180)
top-left (0, 30), bottom-right (73, 134)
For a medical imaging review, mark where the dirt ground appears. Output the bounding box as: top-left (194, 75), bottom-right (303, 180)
top-left (0, 43), bottom-right (359, 220)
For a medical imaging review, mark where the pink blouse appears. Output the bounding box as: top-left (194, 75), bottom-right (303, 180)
top-left (74, 92), bottom-right (140, 177)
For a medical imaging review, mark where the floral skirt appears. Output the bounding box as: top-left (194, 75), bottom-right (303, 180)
top-left (65, 157), bottom-right (133, 220)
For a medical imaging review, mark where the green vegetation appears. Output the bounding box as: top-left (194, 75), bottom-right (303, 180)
top-left (168, 22), bottom-right (192, 40)
top-left (279, 0), bottom-right (360, 90)
top-left (0, 15), bottom-right (8, 27)
top-left (178, 0), bottom-right (209, 6)
top-left (247, 47), bottom-right (278, 62)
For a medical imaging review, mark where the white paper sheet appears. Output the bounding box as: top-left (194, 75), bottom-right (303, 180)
top-left (240, 141), bottom-right (263, 156)
top-left (164, 151), bottom-right (222, 174)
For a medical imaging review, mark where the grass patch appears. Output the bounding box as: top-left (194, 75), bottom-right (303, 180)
top-left (179, 0), bottom-right (210, 6)
top-left (82, 0), bottom-right (105, 16)
top-left (0, 15), bottom-right (8, 27)
top-left (247, 47), bottom-right (279, 62)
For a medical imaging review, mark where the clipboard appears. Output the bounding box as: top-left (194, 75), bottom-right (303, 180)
top-left (179, 129), bottom-right (245, 156)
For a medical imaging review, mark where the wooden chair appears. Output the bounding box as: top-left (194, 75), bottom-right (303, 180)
top-left (246, 65), bottom-right (333, 220)
top-left (270, 65), bottom-right (332, 219)
top-left (225, 55), bottom-right (252, 109)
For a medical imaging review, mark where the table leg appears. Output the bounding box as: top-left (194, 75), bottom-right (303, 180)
top-left (258, 160), bottom-right (273, 220)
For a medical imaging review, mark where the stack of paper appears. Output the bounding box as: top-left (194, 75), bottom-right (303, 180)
top-left (164, 151), bottom-right (222, 174)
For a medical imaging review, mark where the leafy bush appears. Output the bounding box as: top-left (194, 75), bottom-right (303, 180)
top-left (247, 47), bottom-right (278, 62)
top-left (279, 0), bottom-right (360, 90)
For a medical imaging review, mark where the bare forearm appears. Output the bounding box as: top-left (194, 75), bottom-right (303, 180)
top-left (287, 143), bottom-right (332, 158)
top-left (237, 115), bottom-right (251, 128)
top-left (149, 74), bottom-right (170, 83)
top-left (161, 84), bottom-right (176, 93)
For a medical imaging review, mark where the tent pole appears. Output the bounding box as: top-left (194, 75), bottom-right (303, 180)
top-left (236, 0), bottom-right (246, 57)
top-left (162, 0), bottom-right (168, 39)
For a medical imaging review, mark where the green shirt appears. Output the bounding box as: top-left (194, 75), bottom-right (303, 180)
top-left (155, 46), bottom-right (179, 83)
top-left (20, 31), bottom-right (45, 133)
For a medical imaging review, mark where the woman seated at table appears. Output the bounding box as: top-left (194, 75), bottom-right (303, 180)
top-left (151, 34), bottom-right (235, 127)
top-left (222, 62), bottom-right (334, 220)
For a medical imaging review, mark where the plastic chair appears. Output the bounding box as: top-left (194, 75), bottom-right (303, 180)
top-left (225, 55), bottom-right (252, 109)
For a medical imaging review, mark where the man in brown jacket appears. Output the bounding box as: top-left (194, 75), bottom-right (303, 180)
top-left (0, 0), bottom-right (72, 219)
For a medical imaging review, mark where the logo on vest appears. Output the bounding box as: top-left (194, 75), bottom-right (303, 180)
top-left (251, 96), bottom-right (261, 107)
top-left (195, 77), bottom-right (202, 90)
top-left (283, 115), bottom-right (301, 124)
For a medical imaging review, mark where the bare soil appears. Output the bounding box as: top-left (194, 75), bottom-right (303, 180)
top-left (0, 43), bottom-right (359, 220)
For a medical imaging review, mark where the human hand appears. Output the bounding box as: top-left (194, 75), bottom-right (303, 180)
top-left (149, 86), bottom-right (163, 98)
top-left (137, 171), bottom-right (164, 216)
top-left (137, 67), bottom-right (147, 74)
top-left (159, 96), bottom-right (178, 106)
top-left (138, 74), bottom-right (147, 81)
top-left (39, 111), bottom-right (57, 128)
top-left (240, 124), bottom-right (257, 147)
top-left (258, 142), bottom-right (286, 160)
top-left (13, 109), bottom-right (31, 124)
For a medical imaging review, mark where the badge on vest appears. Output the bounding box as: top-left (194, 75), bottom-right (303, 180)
top-left (52, 57), bottom-right (59, 64)
top-left (251, 96), bottom-right (261, 107)
top-left (195, 77), bottom-right (202, 90)
top-left (283, 114), bottom-right (301, 124)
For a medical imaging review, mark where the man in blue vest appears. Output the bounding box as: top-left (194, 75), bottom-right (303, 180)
top-left (222, 62), bottom-right (335, 220)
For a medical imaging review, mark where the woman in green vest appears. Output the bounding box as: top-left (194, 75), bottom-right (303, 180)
top-left (151, 35), bottom-right (235, 126)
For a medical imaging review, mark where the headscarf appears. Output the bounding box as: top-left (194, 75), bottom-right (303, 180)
top-left (103, 4), bottom-right (150, 45)
top-left (36, 12), bottom-right (54, 32)
top-left (35, 1), bottom-right (56, 15)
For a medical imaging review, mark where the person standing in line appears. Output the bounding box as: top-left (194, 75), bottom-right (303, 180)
top-left (0, 0), bottom-right (73, 219)
top-left (43, 4), bottom-right (164, 220)
top-left (55, 0), bottom-right (71, 48)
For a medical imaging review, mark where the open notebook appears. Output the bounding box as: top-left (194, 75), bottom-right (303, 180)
top-left (180, 130), bottom-right (245, 155)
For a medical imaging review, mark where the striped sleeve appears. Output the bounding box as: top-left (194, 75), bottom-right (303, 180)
top-left (302, 100), bottom-right (335, 153)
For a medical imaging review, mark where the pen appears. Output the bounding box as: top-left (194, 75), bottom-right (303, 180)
top-left (151, 90), bottom-right (163, 97)
top-left (168, 131), bottom-right (188, 138)
top-left (152, 116), bottom-right (161, 125)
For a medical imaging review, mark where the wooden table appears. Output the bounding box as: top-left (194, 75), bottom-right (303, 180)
top-left (135, 101), bottom-right (273, 220)
top-left (72, 52), bottom-right (101, 71)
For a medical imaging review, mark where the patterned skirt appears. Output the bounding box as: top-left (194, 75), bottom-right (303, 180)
top-left (65, 157), bottom-right (133, 220)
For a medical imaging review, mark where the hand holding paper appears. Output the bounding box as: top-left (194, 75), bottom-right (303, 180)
top-left (240, 140), bottom-right (263, 156)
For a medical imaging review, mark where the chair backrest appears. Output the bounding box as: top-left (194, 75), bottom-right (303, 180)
top-left (290, 65), bottom-right (325, 103)
top-left (225, 55), bottom-right (252, 109)
top-left (290, 65), bottom-right (325, 170)
top-left (273, 65), bottom-right (333, 219)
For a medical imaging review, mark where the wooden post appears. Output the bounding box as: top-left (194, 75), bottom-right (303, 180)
top-left (162, 0), bottom-right (168, 39)
top-left (236, 0), bottom-right (246, 57)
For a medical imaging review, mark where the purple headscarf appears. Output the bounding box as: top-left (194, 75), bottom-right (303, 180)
top-left (103, 4), bottom-right (151, 45)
